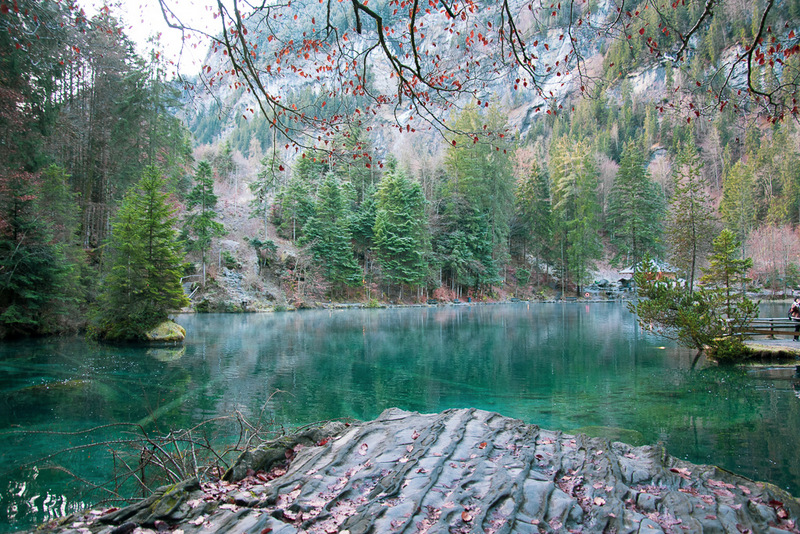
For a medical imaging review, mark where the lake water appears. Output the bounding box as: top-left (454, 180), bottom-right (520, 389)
top-left (1, 302), bottom-right (799, 532)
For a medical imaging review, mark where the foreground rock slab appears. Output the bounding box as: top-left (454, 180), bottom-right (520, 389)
top-left (33, 408), bottom-right (799, 533)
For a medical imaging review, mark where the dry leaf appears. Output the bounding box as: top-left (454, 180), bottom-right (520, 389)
top-left (462, 510), bottom-right (473, 522)
top-left (670, 467), bottom-right (691, 480)
top-left (479, 441), bottom-right (487, 449)
top-left (358, 443), bottom-right (368, 456)
top-left (593, 497), bottom-right (606, 506)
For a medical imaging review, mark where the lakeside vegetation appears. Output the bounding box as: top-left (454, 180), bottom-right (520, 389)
top-left (2, 0), bottom-right (800, 342)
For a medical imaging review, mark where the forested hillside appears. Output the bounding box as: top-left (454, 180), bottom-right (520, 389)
top-left (180, 0), bottom-right (800, 306)
top-left (2, 0), bottom-right (800, 337)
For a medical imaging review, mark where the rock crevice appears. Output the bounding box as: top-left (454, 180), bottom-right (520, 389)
top-left (33, 408), bottom-right (800, 534)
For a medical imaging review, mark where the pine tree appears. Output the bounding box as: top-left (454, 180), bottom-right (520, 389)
top-left (607, 142), bottom-right (665, 267)
top-left (444, 105), bottom-right (515, 264)
top-left (701, 229), bottom-right (758, 321)
top-left (274, 177), bottom-right (315, 241)
top-left (0, 172), bottom-right (78, 337)
top-left (91, 167), bottom-right (189, 340)
top-left (374, 166), bottom-right (428, 298)
top-left (250, 150), bottom-right (286, 241)
top-left (514, 163), bottom-right (552, 287)
top-left (184, 161), bottom-right (225, 286)
top-left (550, 138), bottom-right (602, 295)
top-left (666, 141), bottom-right (718, 292)
top-left (719, 160), bottom-right (757, 247)
top-left (301, 173), bottom-right (361, 295)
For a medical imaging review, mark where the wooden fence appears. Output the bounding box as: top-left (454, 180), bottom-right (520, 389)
top-left (730, 318), bottom-right (800, 338)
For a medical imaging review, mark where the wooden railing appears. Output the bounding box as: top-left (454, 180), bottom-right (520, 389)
top-left (729, 317), bottom-right (800, 338)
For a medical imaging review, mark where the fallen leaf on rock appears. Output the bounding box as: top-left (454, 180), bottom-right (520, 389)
top-left (594, 497), bottom-right (606, 506)
top-left (407, 444), bottom-right (414, 453)
top-left (593, 482), bottom-right (604, 489)
top-left (738, 485), bottom-right (751, 495)
top-left (412, 430), bottom-right (420, 440)
top-left (778, 507), bottom-right (789, 519)
top-left (705, 515), bottom-right (717, 520)
top-left (624, 453), bottom-right (637, 459)
top-left (708, 479), bottom-right (735, 489)
top-left (479, 441), bottom-right (487, 449)
top-left (398, 456), bottom-right (409, 463)
top-left (608, 513), bottom-right (616, 518)
top-left (318, 438), bottom-right (330, 446)
top-left (462, 511), bottom-right (473, 522)
top-left (190, 516), bottom-right (206, 526)
top-left (769, 500), bottom-right (785, 509)
top-left (605, 485), bottom-right (614, 492)
top-left (219, 503), bottom-right (239, 511)
top-left (713, 488), bottom-right (735, 498)
top-left (358, 443), bottom-right (368, 456)
top-left (595, 450), bottom-right (604, 456)
top-left (670, 467), bottom-right (691, 480)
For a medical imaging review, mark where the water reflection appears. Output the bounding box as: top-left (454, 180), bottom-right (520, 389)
top-left (0, 302), bottom-right (798, 532)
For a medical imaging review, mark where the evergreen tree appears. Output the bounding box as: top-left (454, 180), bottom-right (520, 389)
top-left (351, 184), bottom-right (377, 269)
top-left (666, 141), bottom-right (718, 292)
top-left (513, 163), bottom-right (552, 287)
top-left (250, 150), bottom-right (286, 240)
top-left (332, 127), bottom-right (378, 204)
top-left (184, 161), bottom-right (226, 286)
top-left (273, 176), bottom-right (315, 241)
top-left (301, 173), bottom-right (361, 295)
top-left (374, 166), bottom-right (428, 298)
top-left (91, 167), bottom-right (189, 340)
top-left (701, 229), bottom-right (758, 321)
top-left (0, 172), bottom-right (78, 337)
top-left (550, 139), bottom-right (602, 294)
top-left (607, 142), bottom-right (664, 267)
top-left (433, 196), bottom-right (496, 293)
top-left (445, 105), bottom-right (515, 264)
top-left (719, 160), bottom-right (757, 248)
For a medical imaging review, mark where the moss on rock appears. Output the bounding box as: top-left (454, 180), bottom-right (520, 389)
top-left (143, 320), bottom-right (186, 343)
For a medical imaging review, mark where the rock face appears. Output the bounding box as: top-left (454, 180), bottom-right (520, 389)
top-left (142, 321), bottom-right (185, 343)
top-left (32, 408), bottom-right (800, 533)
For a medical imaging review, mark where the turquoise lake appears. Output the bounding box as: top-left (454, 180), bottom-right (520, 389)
top-left (1, 302), bottom-right (799, 532)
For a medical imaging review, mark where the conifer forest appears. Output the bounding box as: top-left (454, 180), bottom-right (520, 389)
top-left (2, 0), bottom-right (800, 339)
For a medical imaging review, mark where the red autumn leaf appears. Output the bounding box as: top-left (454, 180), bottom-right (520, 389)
top-left (461, 511), bottom-right (472, 522)
top-left (478, 442), bottom-right (487, 449)
top-left (639, 27), bottom-right (645, 35)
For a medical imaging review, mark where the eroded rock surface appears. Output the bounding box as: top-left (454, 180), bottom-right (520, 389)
top-left (31, 408), bottom-right (800, 533)
top-left (142, 321), bottom-right (185, 343)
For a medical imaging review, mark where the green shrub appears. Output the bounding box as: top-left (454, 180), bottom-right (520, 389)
top-left (221, 250), bottom-right (241, 270)
top-left (708, 337), bottom-right (754, 364)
